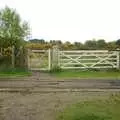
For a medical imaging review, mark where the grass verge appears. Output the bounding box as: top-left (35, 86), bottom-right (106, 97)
top-left (53, 70), bottom-right (120, 79)
top-left (0, 68), bottom-right (32, 77)
top-left (57, 94), bottom-right (120, 120)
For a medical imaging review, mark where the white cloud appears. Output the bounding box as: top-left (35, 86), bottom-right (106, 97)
top-left (0, 0), bottom-right (120, 42)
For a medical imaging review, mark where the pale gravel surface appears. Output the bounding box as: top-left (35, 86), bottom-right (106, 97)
top-left (0, 92), bottom-right (119, 120)
top-left (0, 72), bottom-right (120, 120)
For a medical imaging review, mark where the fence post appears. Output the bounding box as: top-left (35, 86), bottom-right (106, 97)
top-left (48, 49), bottom-right (51, 70)
top-left (52, 45), bottom-right (59, 68)
top-left (20, 46), bottom-right (23, 67)
top-left (12, 46), bottom-right (15, 68)
top-left (27, 49), bottom-right (30, 70)
top-left (117, 50), bottom-right (120, 69)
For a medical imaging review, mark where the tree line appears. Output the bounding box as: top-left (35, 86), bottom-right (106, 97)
top-left (27, 39), bottom-right (120, 50)
top-left (0, 6), bottom-right (120, 51)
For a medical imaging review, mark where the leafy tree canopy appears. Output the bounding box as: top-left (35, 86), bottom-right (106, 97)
top-left (29, 39), bottom-right (45, 44)
top-left (0, 6), bottom-right (30, 48)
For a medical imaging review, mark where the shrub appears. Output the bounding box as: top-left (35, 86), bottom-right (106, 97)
top-left (50, 65), bottom-right (62, 73)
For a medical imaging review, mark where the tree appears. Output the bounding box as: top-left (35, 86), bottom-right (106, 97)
top-left (74, 42), bottom-right (84, 50)
top-left (96, 39), bottom-right (106, 49)
top-left (106, 41), bottom-right (117, 50)
top-left (0, 6), bottom-right (29, 48)
top-left (84, 40), bottom-right (97, 50)
top-left (29, 39), bottom-right (45, 44)
top-left (62, 41), bottom-right (74, 50)
top-left (116, 39), bottom-right (120, 47)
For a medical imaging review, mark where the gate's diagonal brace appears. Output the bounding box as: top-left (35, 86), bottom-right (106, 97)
top-left (60, 52), bottom-right (87, 67)
top-left (91, 53), bottom-right (116, 67)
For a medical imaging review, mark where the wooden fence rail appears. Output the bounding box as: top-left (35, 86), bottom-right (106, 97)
top-left (58, 50), bottom-right (119, 69)
top-left (28, 48), bottom-right (120, 70)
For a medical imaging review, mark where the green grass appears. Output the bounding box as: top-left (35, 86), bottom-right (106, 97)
top-left (57, 95), bottom-right (120, 120)
top-left (54, 70), bottom-right (120, 79)
top-left (0, 68), bottom-right (32, 77)
top-left (0, 72), bottom-right (31, 77)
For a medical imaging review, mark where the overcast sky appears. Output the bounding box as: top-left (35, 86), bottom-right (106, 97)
top-left (0, 0), bottom-right (120, 42)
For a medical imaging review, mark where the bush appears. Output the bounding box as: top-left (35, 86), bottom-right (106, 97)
top-left (50, 65), bottom-right (62, 73)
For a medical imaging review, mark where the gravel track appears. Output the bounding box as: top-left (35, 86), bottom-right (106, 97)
top-left (0, 72), bottom-right (120, 120)
top-left (0, 72), bottom-right (120, 92)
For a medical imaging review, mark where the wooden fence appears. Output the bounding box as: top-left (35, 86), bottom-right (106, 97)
top-left (58, 50), bottom-right (119, 69)
top-left (27, 49), bottom-right (51, 70)
top-left (28, 47), bottom-right (120, 70)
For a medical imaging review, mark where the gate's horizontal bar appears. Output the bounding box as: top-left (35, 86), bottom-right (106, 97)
top-left (60, 50), bottom-right (110, 53)
top-left (60, 62), bottom-right (117, 65)
top-left (61, 66), bottom-right (117, 69)
top-left (60, 58), bottom-right (117, 61)
top-left (29, 68), bottom-right (49, 70)
top-left (59, 54), bottom-right (117, 57)
top-left (31, 50), bottom-right (48, 52)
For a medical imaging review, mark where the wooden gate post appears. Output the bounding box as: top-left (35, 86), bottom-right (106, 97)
top-left (52, 45), bottom-right (59, 68)
top-left (116, 49), bottom-right (120, 69)
top-left (12, 46), bottom-right (15, 68)
top-left (48, 49), bottom-right (51, 70)
top-left (20, 46), bottom-right (23, 67)
top-left (27, 49), bottom-right (30, 70)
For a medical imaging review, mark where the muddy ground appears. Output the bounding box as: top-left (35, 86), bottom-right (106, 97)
top-left (0, 72), bottom-right (120, 120)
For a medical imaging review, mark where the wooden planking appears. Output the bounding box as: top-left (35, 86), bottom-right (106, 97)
top-left (59, 58), bottom-right (117, 61)
top-left (48, 49), bottom-right (51, 70)
top-left (30, 68), bottom-right (49, 71)
top-left (61, 50), bottom-right (109, 53)
top-left (28, 49), bottom-right (120, 70)
top-left (28, 49), bottom-right (51, 70)
top-left (59, 50), bottom-right (119, 69)
top-left (31, 50), bottom-right (47, 52)
top-left (61, 66), bottom-right (117, 69)
top-left (60, 62), bottom-right (117, 65)
top-left (59, 54), bottom-right (117, 57)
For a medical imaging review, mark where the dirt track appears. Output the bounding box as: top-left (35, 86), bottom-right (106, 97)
top-left (0, 72), bottom-right (120, 120)
top-left (0, 72), bottom-right (120, 92)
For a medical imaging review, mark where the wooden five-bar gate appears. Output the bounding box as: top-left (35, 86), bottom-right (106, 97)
top-left (28, 48), bottom-right (120, 70)
top-left (58, 50), bottom-right (119, 69)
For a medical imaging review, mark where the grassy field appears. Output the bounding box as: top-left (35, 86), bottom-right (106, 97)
top-left (0, 72), bottom-right (31, 77)
top-left (0, 68), bottom-right (31, 77)
top-left (57, 94), bottom-right (120, 120)
top-left (54, 70), bottom-right (120, 79)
